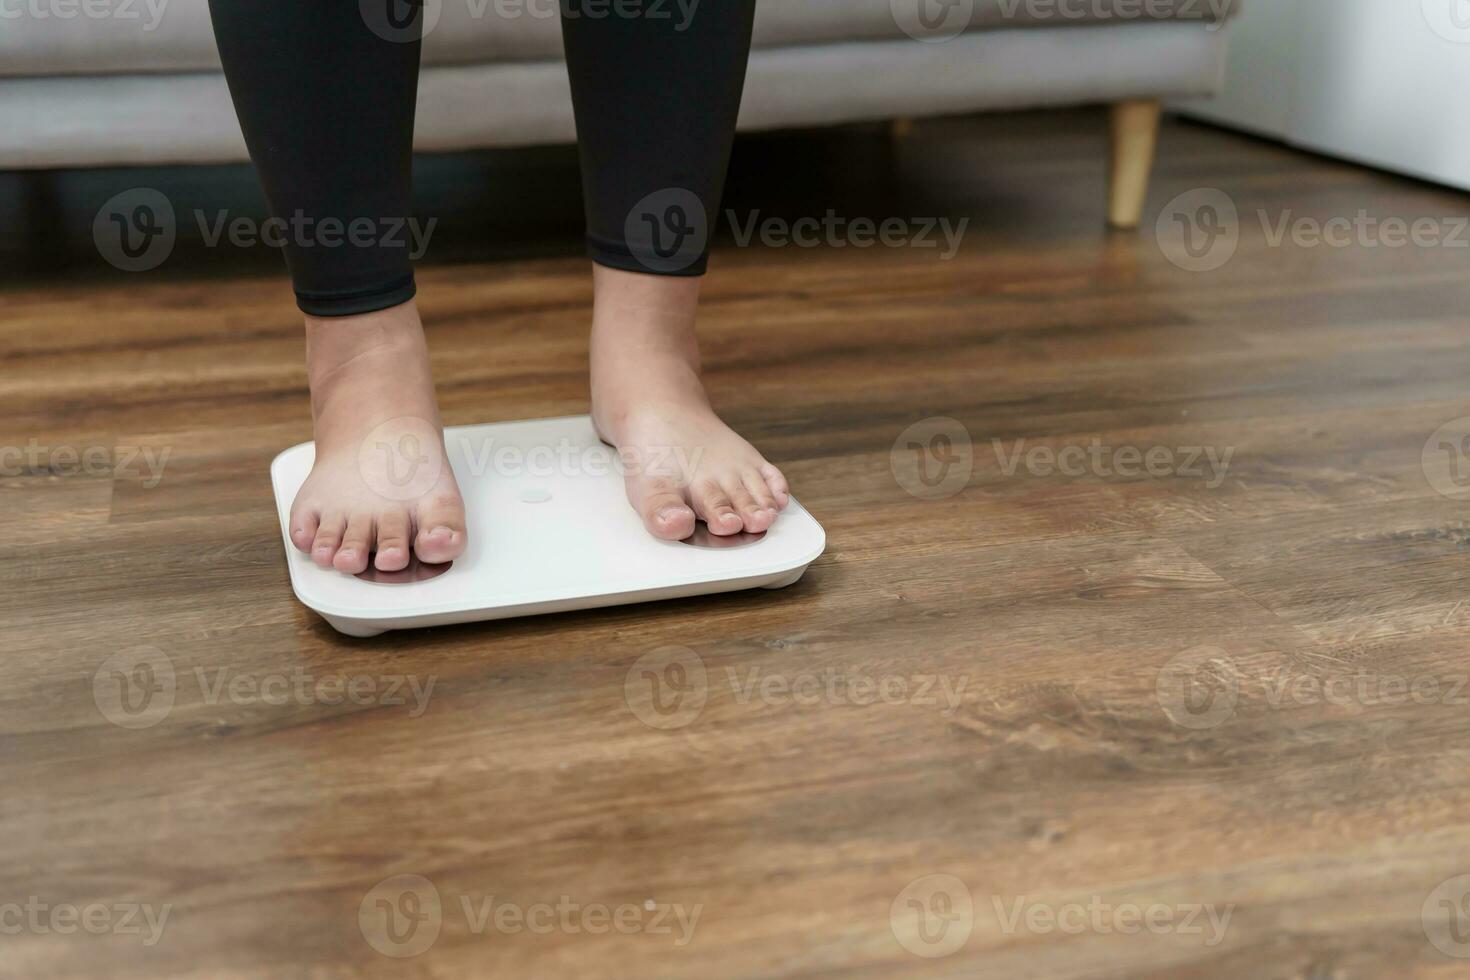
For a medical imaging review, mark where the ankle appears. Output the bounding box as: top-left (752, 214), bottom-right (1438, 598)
top-left (302, 301), bottom-right (438, 431)
top-left (304, 301), bottom-right (426, 378)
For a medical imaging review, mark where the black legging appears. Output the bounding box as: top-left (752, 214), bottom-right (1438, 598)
top-left (207, 0), bottom-right (756, 316)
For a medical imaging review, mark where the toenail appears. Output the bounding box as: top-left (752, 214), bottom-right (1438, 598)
top-left (658, 507), bottom-right (686, 521)
top-left (427, 526), bottom-right (454, 540)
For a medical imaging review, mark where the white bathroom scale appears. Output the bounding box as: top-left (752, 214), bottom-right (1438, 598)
top-left (270, 415), bottom-right (826, 636)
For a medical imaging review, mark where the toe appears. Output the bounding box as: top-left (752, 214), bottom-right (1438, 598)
top-left (290, 506), bottom-right (320, 553)
top-left (374, 509), bottom-right (412, 571)
top-left (631, 476), bottom-right (697, 540)
top-left (759, 462), bottom-right (790, 508)
top-left (739, 470), bottom-right (780, 532)
top-left (333, 513), bottom-right (374, 574)
top-left (311, 513), bottom-right (347, 568)
top-left (414, 492), bottom-right (467, 564)
top-left (725, 477), bottom-right (771, 534)
top-left (692, 479), bottom-right (744, 535)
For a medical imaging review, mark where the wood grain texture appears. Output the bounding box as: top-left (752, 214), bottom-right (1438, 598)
top-left (4, 110), bottom-right (1470, 978)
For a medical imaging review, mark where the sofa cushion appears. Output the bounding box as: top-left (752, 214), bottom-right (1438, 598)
top-left (0, 0), bottom-right (1236, 78)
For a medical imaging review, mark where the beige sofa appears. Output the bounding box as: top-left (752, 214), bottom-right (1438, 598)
top-left (1, 0), bottom-right (1236, 227)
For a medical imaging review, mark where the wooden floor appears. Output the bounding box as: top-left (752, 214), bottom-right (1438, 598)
top-left (6, 110), bottom-right (1470, 978)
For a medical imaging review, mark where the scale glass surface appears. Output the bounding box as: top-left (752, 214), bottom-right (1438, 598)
top-left (270, 415), bottom-right (826, 636)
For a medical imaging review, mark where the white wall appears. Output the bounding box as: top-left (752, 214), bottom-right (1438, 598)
top-left (1177, 0), bottom-right (1470, 191)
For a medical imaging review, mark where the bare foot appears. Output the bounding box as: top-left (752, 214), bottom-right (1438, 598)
top-left (588, 265), bottom-right (790, 540)
top-left (287, 300), bottom-right (467, 573)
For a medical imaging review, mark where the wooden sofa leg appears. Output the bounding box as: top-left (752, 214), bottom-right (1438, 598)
top-left (1107, 99), bottom-right (1161, 230)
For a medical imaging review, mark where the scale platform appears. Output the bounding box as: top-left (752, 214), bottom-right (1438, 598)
top-left (271, 415), bottom-right (826, 637)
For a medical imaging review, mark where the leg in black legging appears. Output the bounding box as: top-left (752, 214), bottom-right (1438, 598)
top-left (208, 0), bottom-right (423, 316)
top-left (209, 0), bottom-right (468, 573)
top-left (562, 0), bottom-right (792, 542)
top-left (561, 0), bottom-right (757, 276)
